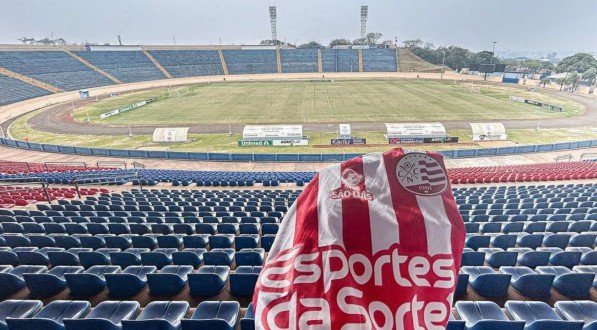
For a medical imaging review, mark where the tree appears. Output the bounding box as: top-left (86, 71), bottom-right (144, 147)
top-left (329, 38), bottom-right (351, 47)
top-left (582, 67), bottom-right (597, 85)
top-left (556, 53), bottom-right (597, 73)
top-left (298, 41), bottom-right (322, 49)
top-left (364, 32), bottom-right (382, 45)
top-left (566, 71), bottom-right (580, 92)
top-left (473, 51), bottom-right (499, 64)
top-left (539, 78), bottom-right (550, 88)
top-left (555, 77), bottom-right (567, 91)
top-left (18, 37), bottom-right (35, 44)
top-left (403, 39), bottom-right (423, 49)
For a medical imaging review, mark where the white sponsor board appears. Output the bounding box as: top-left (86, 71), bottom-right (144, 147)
top-left (509, 96), bottom-right (526, 103)
top-left (385, 123), bottom-right (447, 138)
top-left (272, 139), bottom-right (309, 146)
top-left (152, 127), bottom-right (189, 142)
top-left (338, 124), bottom-right (351, 139)
top-left (100, 98), bottom-right (157, 119)
top-left (242, 125), bottom-right (303, 140)
top-left (470, 122), bottom-right (508, 141)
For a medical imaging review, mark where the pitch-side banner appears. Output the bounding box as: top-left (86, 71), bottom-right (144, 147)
top-left (253, 148), bottom-right (465, 329)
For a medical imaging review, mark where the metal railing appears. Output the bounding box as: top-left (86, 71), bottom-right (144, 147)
top-left (70, 171), bottom-right (143, 198)
top-left (1, 137), bottom-right (596, 163)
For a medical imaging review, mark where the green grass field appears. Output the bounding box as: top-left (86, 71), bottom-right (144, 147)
top-left (11, 109), bottom-right (597, 154)
top-left (72, 80), bottom-right (584, 126)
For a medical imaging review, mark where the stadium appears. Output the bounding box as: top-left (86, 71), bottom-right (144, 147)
top-left (0, 1), bottom-right (595, 329)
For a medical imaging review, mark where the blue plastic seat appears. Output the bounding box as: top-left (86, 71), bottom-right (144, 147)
top-left (0, 300), bottom-right (43, 330)
top-left (241, 303), bottom-right (254, 330)
top-left (569, 233), bottom-right (596, 248)
top-left (110, 248), bottom-right (150, 268)
top-left (141, 248), bottom-right (177, 269)
top-left (181, 301), bottom-right (240, 330)
top-left (65, 265), bottom-right (121, 298)
top-left (147, 265), bottom-right (193, 296)
top-left (490, 234), bottom-right (516, 250)
top-left (157, 235), bottom-right (183, 249)
top-left (130, 235), bottom-right (158, 249)
top-left (536, 266), bottom-right (594, 298)
top-left (480, 248), bottom-right (517, 268)
top-left (573, 266), bottom-right (597, 288)
top-left (236, 248), bottom-right (265, 266)
top-left (538, 247), bottom-right (582, 268)
top-left (0, 265), bottom-right (46, 298)
top-left (172, 248), bottom-right (206, 268)
top-left (24, 266), bottom-right (84, 298)
top-left (461, 266), bottom-right (511, 298)
top-left (517, 234), bottom-right (545, 249)
top-left (188, 266), bottom-right (230, 296)
top-left (208, 234), bottom-right (234, 249)
top-left (48, 248), bottom-right (92, 266)
top-left (230, 266), bottom-right (262, 297)
top-left (235, 234), bottom-right (260, 250)
top-left (103, 235), bottom-right (133, 250)
top-left (203, 248), bottom-right (235, 266)
top-left (78, 248), bottom-right (120, 269)
top-left (543, 233), bottom-right (573, 249)
top-left (506, 301), bottom-right (584, 330)
top-left (455, 301), bottom-right (525, 330)
top-left (500, 266), bottom-right (554, 299)
top-left (509, 248), bottom-right (550, 268)
top-left (555, 301), bottom-right (597, 330)
top-left (465, 234), bottom-right (491, 251)
top-left (17, 246), bottom-right (63, 265)
top-left (105, 265), bottom-right (157, 298)
top-left (122, 301), bottom-right (189, 330)
top-left (6, 300), bottom-right (91, 330)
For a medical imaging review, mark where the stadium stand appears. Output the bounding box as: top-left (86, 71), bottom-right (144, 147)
top-left (279, 48), bottom-right (319, 73)
top-left (148, 50), bottom-right (223, 78)
top-left (1, 161), bottom-right (595, 188)
top-left (74, 51), bottom-right (166, 83)
top-left (0, 178), bottom-right (591, 328)
top-left (0, 51), bottom-right (114, 91)
top-left (222, 50), bottom-right (278, 75)
top-left (362, 48), bottom-right (398, 72)
top-left (0, 161), bottom-right (113, 174)
top-left (0, 74), bottom-right (50, 106)
top-left (449, 161), bottom-right (597, 184)
top-left (321, 48), bottom-right (360, 72)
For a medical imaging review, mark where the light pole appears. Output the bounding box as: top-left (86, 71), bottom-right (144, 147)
top-left (441, 46), bottom-right (446, 79)
top-left (491, 41), bottom-right (497, 63)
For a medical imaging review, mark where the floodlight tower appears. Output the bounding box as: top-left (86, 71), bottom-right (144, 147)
top-left (269, 6), bottom-right (277, 42)
top-left (360, 5), bottom-right (368, 38)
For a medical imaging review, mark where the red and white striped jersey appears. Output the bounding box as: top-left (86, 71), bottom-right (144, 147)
top-left (253, 148), bottom-right (465, 329)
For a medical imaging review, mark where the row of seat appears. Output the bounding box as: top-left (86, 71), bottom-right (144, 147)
top-left (462, 247), bottom-right (596, 268)
top-left (0, 299), bottom-right (242, 330)
top-left (451, 300), bottom-right (596, 330)
top-left (448, 161), bottom-right (597, 184)
top-left (0, 263), bottom-right (260, 299)
top-left (0, 245), bottom-right (265, 268)
top-left (458, 265), bottom-right (596, 299)
top-left (467, 220), bottom-right (597, 233)
top-left (0, 299), bottom-right (595, 330)
top-left (464, 232), bottom-right (596, 250)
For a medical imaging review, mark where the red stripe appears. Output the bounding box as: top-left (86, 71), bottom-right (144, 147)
top-left (293, 174), bottom-right (320, 248)
top-left (340, 156), bottom-right (372, 254)
top-left (383, 149), bottom-right (429, 254)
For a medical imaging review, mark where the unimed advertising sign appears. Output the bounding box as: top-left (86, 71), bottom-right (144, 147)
top-left (253, 149), bottom-right (465, 329)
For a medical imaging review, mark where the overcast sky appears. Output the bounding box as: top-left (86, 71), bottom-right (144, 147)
top-left (1, 0), bottom-right (595, 52)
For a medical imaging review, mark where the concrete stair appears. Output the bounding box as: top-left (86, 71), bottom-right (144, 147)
top-left (0, 66), bottom-right (63, 93)
top-left (142, 48), bottom-right (173, 79)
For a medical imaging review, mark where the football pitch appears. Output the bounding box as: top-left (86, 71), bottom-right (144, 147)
top-left (73, 79), bottom-right (583, 126)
